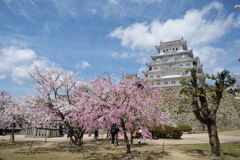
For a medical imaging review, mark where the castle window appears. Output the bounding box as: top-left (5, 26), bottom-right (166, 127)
top-left (176, 48), bottom-right (178, 50)
top-left (173, 48), bottom-right (175, 50)
top-left (166, 49), bottom-right (168, 52)
top-left (186, 63), bottom-right (190, 66)
top-left (157, 75), bottom-right (161, 78)
top-left (163, 50), bottom-right (165, 52)
top-left (172, 81), bottom-right (176, 84)
top-left (150, 75), bottom-right (154, 78)
top-left (154, 67), bottom-right (157, 70)
top-left (164, 81), bottom-right (168, 85)
top-left (157, 82), bottom-right (161, 85)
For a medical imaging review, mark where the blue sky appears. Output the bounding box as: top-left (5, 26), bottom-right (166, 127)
top-left (0, 0), bottom-right (240, 98)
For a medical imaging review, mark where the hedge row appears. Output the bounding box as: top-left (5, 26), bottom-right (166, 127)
top-left (135, 124), bottom-right (192, 139)
top-left (149, 124), bottom-right (183, 139)
top-left (177, 124), bottom-right (192, 132)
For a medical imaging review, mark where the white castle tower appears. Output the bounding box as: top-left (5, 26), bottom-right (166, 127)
top-left (142, 38), bottom-right (204, 87)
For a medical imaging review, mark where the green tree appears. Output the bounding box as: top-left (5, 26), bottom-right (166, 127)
top-left (180, 68), bottom-right (236, 158)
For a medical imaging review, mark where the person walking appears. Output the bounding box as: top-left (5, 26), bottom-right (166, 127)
top-left (111, 124), bottom-right (116, 144)
top-left (3, 126), bottom-right (8, 136)
top-left (132, 130), bottom-right (136, 141)
top-left (110, 123), bottom-right (119, 145)
top-left (115, 125), bottom-right (119, 145)
top-left (93, 127), bottom-right (98, 140)
top-left (138, 128), bottom-right (142, 144)
top-left (59, 124), bottom-right (64, 137)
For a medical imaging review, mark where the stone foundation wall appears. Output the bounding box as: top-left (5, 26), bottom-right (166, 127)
top-left (160, 87), bottom-right (240, 129)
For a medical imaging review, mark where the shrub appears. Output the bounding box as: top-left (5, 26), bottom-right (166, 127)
top-left (171, 128), bottom-right (183, 139)
top-left (135, 124), bottom-right (184, 139)
top-left (149, 124), bottom-right (174, 139)
top-left (178, 124), bottom-right (192, 132)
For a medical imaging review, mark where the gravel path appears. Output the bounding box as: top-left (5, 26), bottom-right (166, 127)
top-left (1, 129), bottom-right (240, 146)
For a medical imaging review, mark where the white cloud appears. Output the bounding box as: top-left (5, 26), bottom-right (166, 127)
top-left (110, 51), bottom-right (150, 64)
top-left (138, 66), bottom-right (148, 75)
top-left (233, 14), bottom-right (240, 28)
top-left (111, 52), bottom-right (118, 58)
top-left (90, 8), bottom-right (97, 14)
top-left (52, 0), bottom-right (78, 18)
top-left (110, 51), bottom-right (142, 59)
top-left (0, 46), bottom-right (55, 84)
top-left (234, 39), bottom-right (240, 48)
top-left (194, 46), bottom-right (226, 74)
top-left (120, 52), bottom-right (129, 59)
top-left (108, 21), bottom-right (156, 51)
top-left (0, 75), bottom-right (6, 80)
top-left (213, 67), bottom-right (225, 74)
top-left (108, 0), bottom-right (119, 4)
top-left (108, 2), bottom-right (240, 75)
top-left (110, 51), bottom-right (150, 65)
top-left (3, 0), bottom-right (37, 21)
top-left (136, 57), bottom-right (150, 64)
top-left (108, 2), bottom-right (239, 51)
top-left (76, 60), bottom-right (91, 69)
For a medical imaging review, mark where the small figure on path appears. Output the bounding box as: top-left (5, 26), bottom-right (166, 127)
top-left (3, 125), bottom-right (8, 136)
top-left (111, 123), bottom-right (119, 145)
top-left (59, 124), bottom-right (64, 137)
top-left (138, 128), bottom-right (142, 144)
top-left (132, 131), bottom-right (136, 141)
top-left (94, 127), bottom-right (98, 140)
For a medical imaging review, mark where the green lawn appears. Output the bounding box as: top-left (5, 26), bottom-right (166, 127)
top-left (170, 143), bottom-right (240, 157)
top-left (0, 141), bottom-right (239, 160)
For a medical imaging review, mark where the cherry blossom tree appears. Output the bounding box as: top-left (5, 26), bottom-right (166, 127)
top-left (0, 91), bottom-right (37, 142)
top-left (74, 72), bottom-right (165, 154)
top-left (0, 91), bottom-right (21, 142)
top-left (28, 65), bottom-right (88, 146)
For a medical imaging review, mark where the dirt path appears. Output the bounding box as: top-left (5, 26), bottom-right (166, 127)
top-left (1, 130), bottom-right (240, 160)
top-left (2, 129), bottom-right (240, 145)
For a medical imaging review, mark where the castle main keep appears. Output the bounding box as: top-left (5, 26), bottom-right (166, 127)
top-left (142, 38), bottom-right (240, 129)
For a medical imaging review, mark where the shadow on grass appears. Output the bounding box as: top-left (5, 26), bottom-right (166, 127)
top-left (186, 149), bottom-right (208, 156)
top-left (223, 152), bottom-right (239, 157)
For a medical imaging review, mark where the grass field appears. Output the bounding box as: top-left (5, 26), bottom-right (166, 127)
top-left (169, 143), bottom-right (240, 157)
top-left (0, 140), bottom-right (239, 160)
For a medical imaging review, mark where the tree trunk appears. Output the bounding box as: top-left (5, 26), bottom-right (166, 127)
top-left (123, 129), bottom-right (131, 154)
top-left (130, 132), bottom-right (133, 145)
top-left (11, 123), bottom-right (15, 143)
top-left (121, 119), bottom-right (131, 154)
top-left (206, 116), bottom-right (224, 157)
top-left (67, 126), bottom-right (85, 146)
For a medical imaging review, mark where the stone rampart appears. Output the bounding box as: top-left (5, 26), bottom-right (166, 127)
top-left (160, 87), bottom-right (240, 129)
